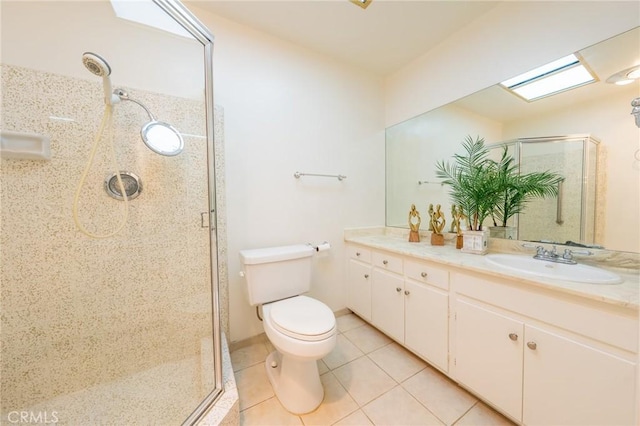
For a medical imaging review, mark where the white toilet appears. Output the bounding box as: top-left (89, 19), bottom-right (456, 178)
top-left (239, 244), bottom-right (337, 414)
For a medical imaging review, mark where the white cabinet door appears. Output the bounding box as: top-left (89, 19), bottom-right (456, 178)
top-left (455, 299), bottom-right (524, 422)
top-left (372, 268), bottom-right (404, 342)
top-left (404, 280), bottom-right (449, 372)
top-left (523, 325), bottom-right (637, 426)
top-left (347, 259), bottom-right (372, 321)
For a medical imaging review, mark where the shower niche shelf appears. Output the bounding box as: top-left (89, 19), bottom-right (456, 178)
top-left (0, 130), bottom-right (51, 160)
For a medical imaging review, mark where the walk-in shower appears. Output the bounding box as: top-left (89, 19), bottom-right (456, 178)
top-left (1, 0), bottom-right (225, 424)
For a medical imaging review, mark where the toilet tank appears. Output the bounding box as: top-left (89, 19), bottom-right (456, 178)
top-left (239, 244), bottom-right (314, 306)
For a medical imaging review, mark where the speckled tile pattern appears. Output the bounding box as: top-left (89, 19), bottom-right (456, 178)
top-left (1, 64), bottom-right (229, 424)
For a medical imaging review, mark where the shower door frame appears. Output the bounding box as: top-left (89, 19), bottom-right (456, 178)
top-left (152, 1), bottom-right (223, 424)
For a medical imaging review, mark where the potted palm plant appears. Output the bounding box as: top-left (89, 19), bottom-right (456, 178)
top-left (436, 136), bottom-right (562, 253)
top-left (489, 147), bottom-right (562, 239)
top-left (435, 136), bottom-right (500, 253)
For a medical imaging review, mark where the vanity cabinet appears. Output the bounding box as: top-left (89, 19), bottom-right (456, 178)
top-left (403, 260), bottom-right (449, 372)
top-left (346, 244), bottom-right (450, 372)
top-left (452, 272), bottom-right (638, 425)
top-left (346, 246), bottom-right (372, 321)
top-left (345, 240), bottom-right (638, 425)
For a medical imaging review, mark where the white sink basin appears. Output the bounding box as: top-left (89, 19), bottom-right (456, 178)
top-left (485, 254), bottom-right (622, 284)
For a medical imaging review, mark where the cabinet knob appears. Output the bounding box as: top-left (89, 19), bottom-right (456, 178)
top-left (508, 333), bottom-right (518, 341)
top-left (396, 287), bottom-right (402, 292)
top-left (383, 260), bottom-right (389, 265)
top-left (356, 252), bottom-right (361, 256)
top-left (404, 290), bottom-right (410, 295)
top-left (364, 274), bottom-right (369, 279)
top-left (421, 272), bottom-right (428, 278)
top-left (527, 341), bottom-right (537, 350)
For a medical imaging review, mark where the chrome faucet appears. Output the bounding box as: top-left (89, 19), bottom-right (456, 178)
top-left (528, 244), bottom-right (593, 265)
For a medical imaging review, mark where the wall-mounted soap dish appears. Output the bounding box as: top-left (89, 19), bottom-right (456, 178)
top-left (0, 130), bottom-right (51, 160)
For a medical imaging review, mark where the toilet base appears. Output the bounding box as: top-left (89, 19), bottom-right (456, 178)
top-left (265, 350), bottom-right (324, 414)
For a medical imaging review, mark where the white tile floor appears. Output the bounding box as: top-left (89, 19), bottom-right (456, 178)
top-left (230, 313), bottom-right (514, 426)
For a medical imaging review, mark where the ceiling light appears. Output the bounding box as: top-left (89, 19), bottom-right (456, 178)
top-left (500, 54), bottom-right (596, 102)
top-left (627, 68), bottom-right (640, 79)
top-left (349, 0), bottom-right (372, 9)
top-left (606, 64), bottom-right (640, 85)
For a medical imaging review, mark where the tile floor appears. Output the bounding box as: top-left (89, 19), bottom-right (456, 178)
top-left (230, 313), bottom-right (514, 426)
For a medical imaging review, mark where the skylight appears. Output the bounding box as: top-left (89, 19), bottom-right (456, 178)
top-left (500, 54), bottom-right (596, 102)
top-left (110, 0), bottom-right (193, 39)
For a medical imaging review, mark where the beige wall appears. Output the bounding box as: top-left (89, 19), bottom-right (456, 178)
top-left (187, 6), bottom-right (387, 342)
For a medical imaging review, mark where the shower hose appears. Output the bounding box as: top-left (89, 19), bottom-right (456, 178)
top-left (72, 104), bottom-right (129, 238)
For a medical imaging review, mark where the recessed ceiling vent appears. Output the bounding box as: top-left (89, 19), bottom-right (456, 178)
top-left (500, 54), bottom-right (597, 102)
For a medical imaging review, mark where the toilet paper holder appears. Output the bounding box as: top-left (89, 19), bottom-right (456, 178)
top-left (308, 241), bottom-right (331, 252)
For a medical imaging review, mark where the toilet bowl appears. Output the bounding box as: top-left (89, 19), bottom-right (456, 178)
top-left (262, 295), bottom-right (336, 414)
top-left (239, 244), bottom-right (337, 414)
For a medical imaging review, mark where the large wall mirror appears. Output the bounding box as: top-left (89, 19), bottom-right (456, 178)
top-left (386, 27), bottom-right (640, 254)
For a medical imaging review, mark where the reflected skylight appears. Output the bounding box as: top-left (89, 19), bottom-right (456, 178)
top-left (500, 54), bottom-right (596, 101)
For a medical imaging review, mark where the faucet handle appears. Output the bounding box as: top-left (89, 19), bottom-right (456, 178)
top-left (550, 245), bottom-right (558, 256)
top-left (562, 249), bottom-right (574, 261)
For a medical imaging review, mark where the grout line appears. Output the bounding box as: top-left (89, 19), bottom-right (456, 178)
top-left (451, 400), bottom-right (479, 425)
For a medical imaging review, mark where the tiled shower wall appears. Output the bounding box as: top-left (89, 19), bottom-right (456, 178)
top-left (0, 64), bottom-right (228, 419)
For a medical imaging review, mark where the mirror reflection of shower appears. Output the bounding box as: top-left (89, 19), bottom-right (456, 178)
top-left (114, 89), bottom-right (184, 156)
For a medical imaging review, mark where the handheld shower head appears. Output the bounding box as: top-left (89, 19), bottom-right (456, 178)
top-left (82, 52), bottom-right (119, 105)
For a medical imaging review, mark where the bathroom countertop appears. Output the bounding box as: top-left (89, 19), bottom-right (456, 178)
top-left (344, 228), bottom-right (640, 310)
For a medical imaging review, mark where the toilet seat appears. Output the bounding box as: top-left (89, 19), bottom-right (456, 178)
top-left (268, 296), bottom-right (335, 342)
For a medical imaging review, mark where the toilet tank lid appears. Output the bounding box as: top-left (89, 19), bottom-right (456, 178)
top-left (240, 244), bottom-right (314, 265)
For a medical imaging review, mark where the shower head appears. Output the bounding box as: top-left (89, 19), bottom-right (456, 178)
top-left (82, 52), bottom-right (111, 77)
top-left (114, 88), bottom-right (184, 156)
top-left (82, 52), bottom-right (119, 106)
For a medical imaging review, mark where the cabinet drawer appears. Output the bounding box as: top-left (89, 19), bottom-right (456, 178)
top-left (346, 245), bottom-right (371, 263)
top-left (372, 251), bottom-right (403, 274)
top-left (405, 260), bottom-right (449, 290)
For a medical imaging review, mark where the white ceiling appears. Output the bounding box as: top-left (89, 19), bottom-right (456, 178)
top-left (189, 0), bottom-right (500, 76)
top-left (454, 26), bottom-right (640, 123)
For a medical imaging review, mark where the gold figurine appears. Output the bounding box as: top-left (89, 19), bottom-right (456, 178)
top-left (408, 204), bottom-right (421, 242)
top-left (451, 205), bottom-right (466, 249)
top-left (427, 204), bottom-right (434, 231)
top-left (430, 204), bottom-right (446, 246)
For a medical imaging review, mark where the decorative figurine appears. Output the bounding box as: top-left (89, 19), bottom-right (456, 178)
top-left (427, 204), bottom-right (434, 231)
top-left (430, 204), bottom-right (446, 246)
top-left (450, 205), bottom-right (457, 233)
top-left (408, 204), bottom-right (421, 242)
top-left (451, 205), bottom-right (466, 249)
